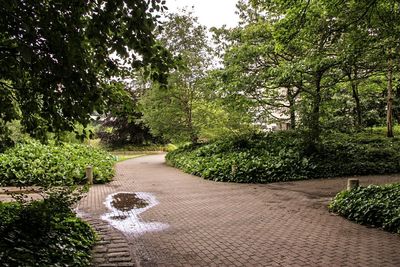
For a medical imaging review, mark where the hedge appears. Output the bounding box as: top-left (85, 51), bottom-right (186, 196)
top-left (166, 131), bottom-right (400, 183)
top-left (0, 142), bottom-right (116, 186)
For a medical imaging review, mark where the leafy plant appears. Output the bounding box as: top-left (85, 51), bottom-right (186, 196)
top-left (167, 131), bottom-right (400, 183)
top-left (0, 142), bottom-right (116, 186)
top-left (1, 0), bottom-right (172, 141)
top-left (0, 187), bottom-right (96, 266)
top-left (329, 183), bottom-right (400, 233)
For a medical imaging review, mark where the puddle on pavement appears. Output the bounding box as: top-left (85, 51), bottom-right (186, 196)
top-left (101, 192), bottom-right (168, 236)
top-left (111, 193), bottom-right (148, 211)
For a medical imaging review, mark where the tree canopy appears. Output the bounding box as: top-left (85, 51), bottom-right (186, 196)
top-left (0, 0), bottom-right (172, 139)
top-left (205, 0), bottom-right (400, 149)
top-left (140, 11), bottom-right (215, 143)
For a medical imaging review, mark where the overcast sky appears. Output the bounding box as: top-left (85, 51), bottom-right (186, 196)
top-left (165, 0), bottom-right (239, 28)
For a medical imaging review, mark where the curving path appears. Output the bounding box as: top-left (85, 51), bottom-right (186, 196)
top-left (78, 154), bottom-right (400, 267)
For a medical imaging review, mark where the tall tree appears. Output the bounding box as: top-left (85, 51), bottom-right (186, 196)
top-left (211, 1), bottom-right (303, 130)
top-left (248, 0), bottom-right (397, 144)
top-left (326, 0), bottom-right (400, 136)
top-left (140, 10), bottom-right (213, 143)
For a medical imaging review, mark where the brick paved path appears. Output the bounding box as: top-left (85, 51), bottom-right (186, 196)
top-left (77, 154), bottom-right (400, 267)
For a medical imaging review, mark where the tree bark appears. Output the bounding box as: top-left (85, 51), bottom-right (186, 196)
top-left (395, 83), bottom-right (400, 124)
top-left (352, 83), bottom-right (362, 128)
top-left (349, 72), bottom-right (362, 128)
top-left (287, 89), bottom-right (296, 129)
top-left (310, 78), bottom-right (321, 142)
top-left (306, 73), bottom-right (322, 153)
top-left (186, 83), bottom-right (198, 144)
top-left (345, 68), bottom-right (362, 128)
top-left (387, 54), bottom-right (394, 138)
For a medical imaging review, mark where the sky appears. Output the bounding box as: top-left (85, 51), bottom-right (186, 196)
top-left (165, 0), bottom-right (240, 28)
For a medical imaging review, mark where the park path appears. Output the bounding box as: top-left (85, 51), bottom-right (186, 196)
top-left (77, 154), bottom-right (400, 267)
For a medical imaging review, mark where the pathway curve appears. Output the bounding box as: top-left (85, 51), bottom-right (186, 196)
top-left (78, 154), bottom-right (400, 267)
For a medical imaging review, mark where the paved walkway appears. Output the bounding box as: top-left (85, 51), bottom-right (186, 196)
top-left (77, 154), bottom-right (400, 267)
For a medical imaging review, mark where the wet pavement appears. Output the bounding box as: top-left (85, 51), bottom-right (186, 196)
top-left (77, 154), bottom-right (400, 267)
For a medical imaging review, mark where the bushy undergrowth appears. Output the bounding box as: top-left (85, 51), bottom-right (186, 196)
top-left (166, 131), bottom-right (400, 183)
top-left (329, 183), bottom-right (400, 233)
top-left (0, 142), bottom-right (116, 186)
top-left (109, 143), bottom-right (174, 152)
top-left (0, 188), bottom-right (96, 266)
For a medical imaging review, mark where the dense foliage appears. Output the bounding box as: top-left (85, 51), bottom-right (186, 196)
top-left (96, 83), bottom-right (162, 148)
top-left (166, 131), bottom-right (400, 183)
top-left (329, 183), bottom-right (400, 233)
top-left (0, 142), bottom-right (116, 186)
top-left (0, 188), bottom-right (96, 266)
top-left (140, 11), bottom-right (254, 144)
top-left (111, 143), bottom-right (176, 152)
top-left (206, 0), bottom-right (400, 149)
top-left (0, 0), bottom-right (172, 144)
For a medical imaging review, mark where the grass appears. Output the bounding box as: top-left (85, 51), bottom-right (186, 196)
top-left (111, 151), bottom-right (160, 162)
top-left (113, 153), bottom-right (147, 162)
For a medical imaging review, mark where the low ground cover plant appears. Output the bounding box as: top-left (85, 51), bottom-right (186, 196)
top-left (0, 142), bottom-right (116, 186)
top-left (166, 131), bottom-right (400, 183)
top-left (329, 183), bottom-right (400, 233)
top-left (108, 143), bottom-right (176, 152)
top-left (0, 188), bottom-right (96, 266)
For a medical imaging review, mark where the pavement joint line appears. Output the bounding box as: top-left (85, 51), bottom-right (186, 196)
top-left (76, 154), bottom-right (400, 267)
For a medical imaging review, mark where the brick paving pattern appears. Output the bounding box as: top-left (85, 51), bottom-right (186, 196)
top-left (77, 154), bottom-right (400, 267)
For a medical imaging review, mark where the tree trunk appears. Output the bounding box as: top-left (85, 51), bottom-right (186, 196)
top-left (287, 89), bottom-right (296, 129)
top-left (306, 73), bottom-right (322, 153)
top-left (184, 82), bottom-right (198, 144)
top-left (310, 82), bottom-right (321, 142)
top-left (186, 105), bottom-right (198, 144)
top-left (346, 68), bottom-right (362, 129)
top-left (289, 104), bottom-right (296, 130)
top-left (350, 77), bottom-right (362, 128)
top-left (395, 83), bottom-right (400, 124)
top-left (352, 83), bottom-right (362, 128)
top-left (387, 55), bottom-right (394, 138)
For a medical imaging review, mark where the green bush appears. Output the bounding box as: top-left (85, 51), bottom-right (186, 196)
top-left (109, 144), bottom-right (170, 152)
top-left (166, 131), bottom-right (400, 183)
top-left (0, 142), bottom-right (116, 186)
top-left (329, 183), bottom-right (400, 233)
top-left (166, 132), bottom-right (310, 183)
top-left (0, 188), bottom-right (96, 266)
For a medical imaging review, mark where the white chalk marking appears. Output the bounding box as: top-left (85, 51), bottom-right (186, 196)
top-left (101, 192), bottom-right (168, 236)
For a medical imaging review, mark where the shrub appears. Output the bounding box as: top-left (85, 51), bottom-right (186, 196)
top-left (109, 144), bottom-right (169, 152)
top-left (166, 131), bottom-right (400, 183)
top-left (312, 132), bottom-right (400, 178)
top-left (166, 131), bottom-right (310, 183)
top-left (329, 183), bottom-right (400, 233)
top-left (0, 188), bottom-right (96, 266)
top-left (0, 142), bottom-right (116, 186)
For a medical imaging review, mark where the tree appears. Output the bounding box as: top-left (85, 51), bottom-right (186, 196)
top-left (0, 0), bottom-right (171, 141)
top-left (244, 0), bottom-right (399, 144)
top-left (211, 0), bottom-right (399, 144)
top-left (96, 81), bottom-right (160, 147)
top-left (211, 1), bottom-right (303, 130)
top-left (321, 0), bottom-right (400, 136)
top-left (140, 10), bottom-right (213, 143)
